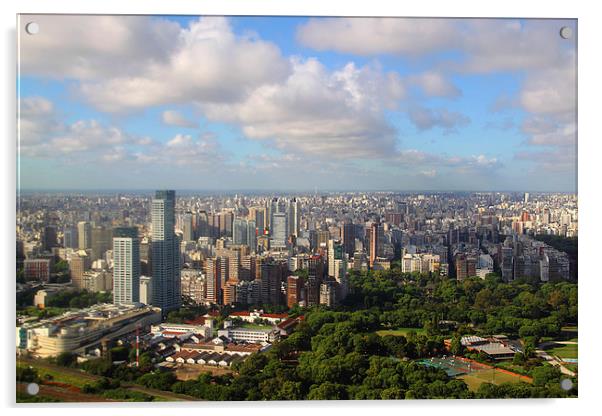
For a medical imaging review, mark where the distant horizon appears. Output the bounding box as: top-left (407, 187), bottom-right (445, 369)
top-left (17, 188), bottom-right (578, 195)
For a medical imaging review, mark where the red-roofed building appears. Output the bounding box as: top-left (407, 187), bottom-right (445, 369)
top-left (228, 309), bottom-right (288, 324)
top-left (184, 316), bottom-right (207, 325)
top-left (277, 316), bottom-right (304, 336)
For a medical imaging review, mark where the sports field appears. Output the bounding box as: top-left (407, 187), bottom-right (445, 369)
top-left (417, 357), bottom-right (531, 392)
top-left (458, 368), bottom-right (529, 392)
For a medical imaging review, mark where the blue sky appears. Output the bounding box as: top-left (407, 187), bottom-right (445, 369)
top-left (18, 15), bottom-right (577, 192)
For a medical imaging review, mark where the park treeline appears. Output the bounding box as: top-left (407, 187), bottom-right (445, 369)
top-left (342, 270), bottom-right (577, 341)
top-left (42, 270), bottom-right (577, 400)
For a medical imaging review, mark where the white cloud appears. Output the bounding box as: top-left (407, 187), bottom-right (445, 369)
top-left (201, 59), bottom-right (405, 159)
top-left (408, 106), bottom-right (470, 133)
top-left (19, 96), bottom-right (224, 170)
top-left (160, 134), bottom-right (224, 167)
top-left (296, 18), bottom-right (458, 56)
top-left (397, 149), bottom-right (501, 172)
top-left (75, 17), bottom-right (290, 112)
top-left (297, 18), bottom-right (577, 122)
top-left (520, 60), bottom-right (576, 117)
top-left (407, 71), bottom-right (461, 98)
top-left (456, 20), bottom-right (572, 74)
top-left (162, 110), bottom-right (198, 128)
top-left (19, 97), bottom-right (62, 147)
top-left (20, 15), bottom-right (181, 80)
top-left (19, 16), bottom-right (575, 188)
top-left (19, 97), bottom-right (135, 160)
top-left (521, 116), bottom-right (576, 147)
top-left (515, 148), bottom-right (576, 173)
top-left (297, 18), bottom-right (574, 75)
top-left (420, 169), bottom-right (437, 178)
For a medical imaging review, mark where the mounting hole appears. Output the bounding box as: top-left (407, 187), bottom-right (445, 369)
top-left (559, 26), bottom-right (572, 40)
top-left (560, 378), bottom-right (573, 391)
top-left (25, 22), bottom-right (39, 35)
top-left (26, 382), bottom-right (40, 396)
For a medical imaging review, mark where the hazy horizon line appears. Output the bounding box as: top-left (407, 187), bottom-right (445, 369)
top-left (17, 188), bottom-right (578, 195)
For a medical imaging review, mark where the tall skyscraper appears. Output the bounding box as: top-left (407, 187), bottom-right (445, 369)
top-left (271, 212), bottom-right (288, 249)
top-left (77, 221), bottom-right (92, 250)
top-left (369, 222), bottom-right (379, 268)
top-left (327, 239), bottom-right (344, 277)
top-left (247, 220), bottom-right (257, 253)
top-left (287, 275), bottom-right (304, 308)
top-left (151, 190), bottom-right (181, 313)
top-left (91, 226), bottom-right (112, 261)
top-left (182, 212), bottom-right (194, 242)
top-left (342, 222), bottom-right (355, 257)
top-left (112, 227), bottom-right (140, 305)
top-left (70, 252), bottom-right (90, 289)
top-left (41, 226), bottom-right (57, 252)
top-left (288, 198), bottom-right (300, 238)
top-left (220, 211), bottom-right (234, 238)
top-left (63, 226), bottom-right (78, 249)
top-left (139, 276), bottom-right (153, 305)
top-left (205, 257), bottom-right (224, 304)
top-left (197, 210), bottom-right (209, 237)
top-left (233, 218), bottom-right (257, 253)
top-left (233, 218), bottom-right (248, 245)
top-left (249, 206), bottom-right (266, 235)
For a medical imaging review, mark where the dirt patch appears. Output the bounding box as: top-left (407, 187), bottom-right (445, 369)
top-left (174, 364), bottom-right (234, 380)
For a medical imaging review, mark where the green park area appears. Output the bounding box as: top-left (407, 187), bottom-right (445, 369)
top-left (548, 343), bottom-right (578, 360)
top-left (375, 327), bottom-right (426, 337)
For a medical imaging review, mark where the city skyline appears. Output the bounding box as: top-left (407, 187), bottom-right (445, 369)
top-left (16, 186), bottom-right (578, 401)
top-left (18, 15), bottom-right (577, 192)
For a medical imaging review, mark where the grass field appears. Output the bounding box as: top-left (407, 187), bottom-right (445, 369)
top-left (18, 358), bottom-right (199, 402)
top-left (240, 323), bottom-right (272, 330)
top-left (495, 361), bottom-right (530, 375)
top-left (376, 327), bottom-right (426, 337)
top-left (17, 363), bottom-right (96, 388)
top-left (548, 343), bottom-right (578, 359)
top-left (458, 369), bottom-right (530, 392)
top-left (561, 326), bottom-right (578, 332)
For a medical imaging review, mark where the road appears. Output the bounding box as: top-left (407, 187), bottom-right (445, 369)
top-left (535, 341), bottom-right (577, 377)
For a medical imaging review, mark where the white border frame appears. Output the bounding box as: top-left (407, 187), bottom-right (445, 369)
top-left (3, 1), bottom-right (600, 415)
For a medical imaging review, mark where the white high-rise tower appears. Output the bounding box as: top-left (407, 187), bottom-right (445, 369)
top-left (151, 190), bottom-right (181, 313)
top-left (112, 227), bottom-right (140, 305)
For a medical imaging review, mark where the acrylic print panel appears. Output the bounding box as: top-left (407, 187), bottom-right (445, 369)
top-left (16, 14), bottom-right (577, 402)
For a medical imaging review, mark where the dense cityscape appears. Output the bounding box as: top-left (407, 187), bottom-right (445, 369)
top-left (16, 190), bottom-right (578, 401)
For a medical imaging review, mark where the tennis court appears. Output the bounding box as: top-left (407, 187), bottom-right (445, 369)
top-left (417, 356), bottom-right (489, 377)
